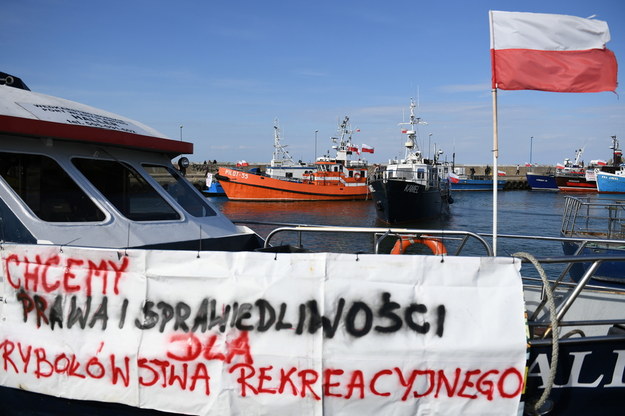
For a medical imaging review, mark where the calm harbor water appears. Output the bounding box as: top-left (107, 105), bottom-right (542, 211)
top-left (207, 191), bottom-right (625, 259)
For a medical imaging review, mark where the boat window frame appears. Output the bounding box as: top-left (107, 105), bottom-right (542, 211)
top-left (0, 150), bottom-right (108, 223)
top-left (71, 157), bottom-right (183, 222)
top-left (141, 163), bottom-right (217, 218)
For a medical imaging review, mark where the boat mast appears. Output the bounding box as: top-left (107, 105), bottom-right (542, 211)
top-left (573, 147), bottom-right (584, 167)
top-left (271, 119), bottom-right (296, 167)
top-left (398, 98), bottom-right (425, 162)
top-left (332, 116), bottom-right (354, 163)
top-left (610, 135), bottom-right (621, 166)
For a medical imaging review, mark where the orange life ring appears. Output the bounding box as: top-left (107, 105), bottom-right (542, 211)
top-left (390, 237), bottom-right (447, 255)
top-left (354, 173), bottom-right (361, 180)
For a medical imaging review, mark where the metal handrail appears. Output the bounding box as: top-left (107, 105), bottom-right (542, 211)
top-left (561, 196), bottom-right (625, 239)
top-left (262, 225), bottom-right (493, 255)
top-left (482, 232), bottom-right (625, 247)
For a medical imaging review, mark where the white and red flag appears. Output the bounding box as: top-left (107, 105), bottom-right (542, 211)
top-left (489, 11), bottom-right (618, 92)
top-left (347, 146), bottom-right (360, 154)
top-left (361, 144), bottom-right (374, 153)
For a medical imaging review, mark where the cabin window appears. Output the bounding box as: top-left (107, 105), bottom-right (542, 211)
top-left (348, 171), bottom-right (354, 178)
top-left (0, 152), bottom-right (105, 222)
top-left (143, 164), bottom-right (216, 218)
top-left (72, 158), bottom-right (181, 221)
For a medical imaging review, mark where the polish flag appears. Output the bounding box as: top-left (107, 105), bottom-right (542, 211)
top-left (497, 170), bottom-right (507, 176)
top-left (448, 172), bottom-right (460, 183)
top-left (489, 11), bottom-right (617, 92)
top-left (348, 146), bottom-right (360, 154)
top-left (361, 144), bottom-right (374, 153)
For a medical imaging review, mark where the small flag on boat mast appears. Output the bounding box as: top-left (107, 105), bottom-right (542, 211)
top-left (361, 144), bottom-right (374, 153)
top-left (489, 11), bottom-right (618, 92)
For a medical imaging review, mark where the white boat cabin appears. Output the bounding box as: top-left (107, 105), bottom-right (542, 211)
top-left (0, 78), bottom-right (261, 251)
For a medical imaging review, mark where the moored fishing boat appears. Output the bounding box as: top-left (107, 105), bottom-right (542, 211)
top-left (449, 166), bottom-right (505, 191)
top-left (553, 148), bottom-right (597, 192)
top-left (216, 117), bottom-right (370, 201)
top-left (597, 168), bottom-right (625, 193)
top-left (370, 99), bottom-right (452, 224)
top-left (202, 172), bottom-right (226, 195)
top-left (557, 139), bottom-right (623, 192)
top-left (526, 171), bottom-right (558, 191)
top-left (1, 72), bottom-right (625, 416)
top-left (450, 175), bottom-right (506, 191)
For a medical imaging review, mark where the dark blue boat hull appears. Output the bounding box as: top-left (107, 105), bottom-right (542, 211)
top-left (562, 241), bottom-right (625, 286)
top-left (0, 386), bottom-right (179, 415)
top-left (525, 335), bottom-right (625, 415)
top-left (450, 178), bottom-right (505, 191)
top-left (526, 173), bottom-right (558, 191)
top-left (202, 181), bottom-right (226, 195)
top-left (371, 179), bottom-right (451, 224)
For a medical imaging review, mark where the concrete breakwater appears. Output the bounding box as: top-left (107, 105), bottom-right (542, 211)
top-left (181, 161), bottom-right (553, 191)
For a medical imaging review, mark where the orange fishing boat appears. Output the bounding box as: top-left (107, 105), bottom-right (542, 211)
top-left (217, 117), bottom-right (371, 201)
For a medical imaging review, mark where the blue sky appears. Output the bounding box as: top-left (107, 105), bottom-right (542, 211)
top-left (3, 0), bottom-right (624, 165)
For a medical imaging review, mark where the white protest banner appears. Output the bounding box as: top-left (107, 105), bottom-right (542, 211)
top-left (0, 244), bottom-right (526, 415)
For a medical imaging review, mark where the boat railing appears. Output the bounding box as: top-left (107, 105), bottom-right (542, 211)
top-left (259, 224), bottom-right (492, 255)
top-left (515, 252), bottom-right (625, 327)
top-left (561, 195), bottom-right (625, 240)
top-left (483, 231), bottom-right (625, 287)
top-left (234, 219), bottom-right (625, 259)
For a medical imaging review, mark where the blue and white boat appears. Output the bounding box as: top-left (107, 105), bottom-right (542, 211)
top-left (202, 172), bottom-right (226, 195)
top-left (449, 174), bottom-right (505, 191)
top-left (597, 169), bottom-right (625, 193)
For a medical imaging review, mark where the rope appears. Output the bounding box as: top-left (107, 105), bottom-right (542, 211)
top-left (512, 252), bottom-right (560, 415)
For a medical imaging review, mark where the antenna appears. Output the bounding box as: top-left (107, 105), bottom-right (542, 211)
top-left (416, 86), bottom-right (420, 109)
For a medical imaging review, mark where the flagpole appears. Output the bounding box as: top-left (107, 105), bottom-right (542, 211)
top-left (492, 87), bottom-right (499, 256)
